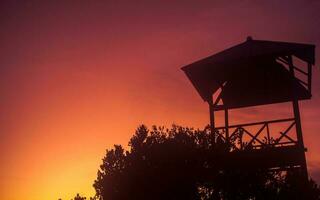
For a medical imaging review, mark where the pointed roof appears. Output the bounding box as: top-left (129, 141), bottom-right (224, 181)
top-left (182, 37), bottom-right (315, 109)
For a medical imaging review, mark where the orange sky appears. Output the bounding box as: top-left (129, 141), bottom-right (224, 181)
top-left (1, 1), bottom-right (320, 199)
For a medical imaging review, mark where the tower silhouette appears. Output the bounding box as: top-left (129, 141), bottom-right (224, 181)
top-left (182, 37), bottom-right (316, 181)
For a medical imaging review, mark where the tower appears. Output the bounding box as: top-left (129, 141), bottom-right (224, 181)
top-left (182, 37), bottom-right (315, 181)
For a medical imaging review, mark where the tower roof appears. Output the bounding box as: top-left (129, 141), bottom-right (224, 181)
top-left (182, 38), bottom-right (315, 109)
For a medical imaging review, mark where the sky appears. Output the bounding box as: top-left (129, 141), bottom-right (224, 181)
top-left (1, 0), bottom-right (320, 199)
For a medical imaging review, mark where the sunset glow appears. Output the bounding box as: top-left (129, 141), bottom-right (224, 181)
top-left (1, 1), bottom-right (320, 199)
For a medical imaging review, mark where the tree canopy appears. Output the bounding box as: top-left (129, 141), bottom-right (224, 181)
top-left (93, 125), bottom-right (320, 200)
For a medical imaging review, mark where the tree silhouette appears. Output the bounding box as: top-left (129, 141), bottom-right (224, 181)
top-left (73, 194), bottom-right (86, 200)
top-left (93, 125), bottom-right (320, 200)
top-left (59, 193), bottom-right (97, 200)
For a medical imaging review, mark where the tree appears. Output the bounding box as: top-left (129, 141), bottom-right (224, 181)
top-left (73, 193), bottom-right (86, 200)
top-left (94, 125), bottom-right (320, 200)
top-left (57, 193), bottom-right (97, 200)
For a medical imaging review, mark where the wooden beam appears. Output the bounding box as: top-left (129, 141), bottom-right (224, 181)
top-left (242, 128), bottom-right (265, 146)
top-left (225, 108), bottom-right (229, 141)
top-left (274, 122), bottom-right (296, 144)
top-left (266, 124), bottom-right (271, 145)
top-left (208, 99), bottom-right (215, 144)
top-left (293, 66), bottom-right (308, 76)
top-left (277, 57), bottom-right (289, 65)
top-left (308, 62), bottom-right (312, 93)
top-left (215, 118), bottom-right (295, 130)
top-left (297, 79), bottom-right (308, 87)
top-left (247, 124), bottom-right (266, 147)
top-left (213, 105), bottom-right (226, 111)
top-left (288, 56), bottom-right (305, 148)
top-left (288, 55), bottom-right (309, 181)
top-left (213, 91), bottom-right (223, 106)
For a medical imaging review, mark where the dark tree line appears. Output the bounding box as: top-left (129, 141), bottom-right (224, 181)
top-left (64, 125), bottom-right (320, 200)
top-left (92, 125), bottom-right (320, 200)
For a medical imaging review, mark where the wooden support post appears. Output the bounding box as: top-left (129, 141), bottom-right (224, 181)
top-left (308, 62), bottom-right (312, 93)
top-left (209, 100), bottom-right (215, 144)
top-left (288, 55), bottom-right (309, 181)
top-left (225, 108), bottom-right (229, 142)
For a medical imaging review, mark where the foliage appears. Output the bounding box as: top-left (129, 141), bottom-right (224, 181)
top-left (93, 125), bottom-right (320, 200)
top-left (73, 193), bottom-right (86, 200)
top-left (58, 193), bottom-right (97, 200)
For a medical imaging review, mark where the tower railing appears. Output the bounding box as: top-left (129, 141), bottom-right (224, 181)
top-left (214, 118), bottom-right (297, 151)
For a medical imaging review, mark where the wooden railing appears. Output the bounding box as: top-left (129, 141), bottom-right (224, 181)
top-left (214, 118), bottom-right (297, 151)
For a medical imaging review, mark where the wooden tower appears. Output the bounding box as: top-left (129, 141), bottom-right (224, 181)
top-left (182, 37), bottom-right (315, 181)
